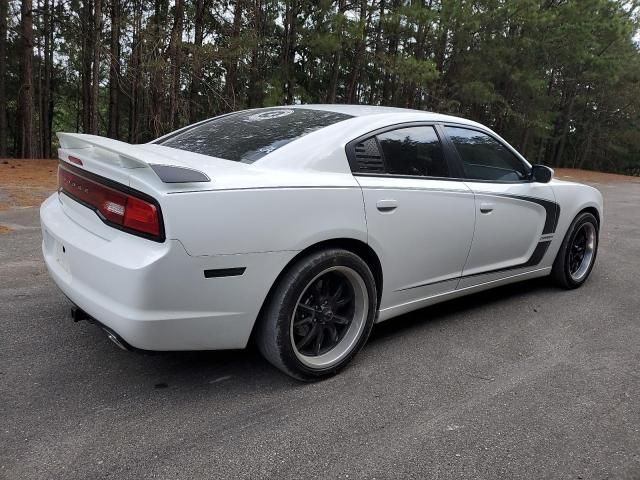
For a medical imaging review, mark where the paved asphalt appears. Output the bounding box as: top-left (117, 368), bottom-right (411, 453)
top-left (1, 181), bottom-right (639, 480)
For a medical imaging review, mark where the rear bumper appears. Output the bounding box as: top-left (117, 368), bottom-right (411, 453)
top-left (40, 193), bottom-right (295, 350)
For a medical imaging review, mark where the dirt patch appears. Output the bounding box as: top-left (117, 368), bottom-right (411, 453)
top-left (554, 168), bottom-right (640, 184)
top-left (0, 159), bottom-right (58, 210)
top-left (0, 224), bottom-right (13, 234)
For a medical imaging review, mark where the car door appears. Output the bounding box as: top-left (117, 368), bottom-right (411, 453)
top-left (348, 124), bottom-right (476, 313)
top-left (441, 125), bottom-right (559, 289)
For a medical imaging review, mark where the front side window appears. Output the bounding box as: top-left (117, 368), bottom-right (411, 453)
top-left (375, 126), bottom-right (449, 177)
top-left (158, 108), bottom-right (353, 163)
top-left (446, 127), bottom-right (529, 181)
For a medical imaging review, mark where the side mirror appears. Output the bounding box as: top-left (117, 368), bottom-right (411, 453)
top-left (531, 164), bottom-right (554, 183)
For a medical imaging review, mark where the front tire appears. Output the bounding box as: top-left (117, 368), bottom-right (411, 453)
top-left (256, 249), bottom-right (377, 381)
top-left (551, 212), bottom-right (599, 289)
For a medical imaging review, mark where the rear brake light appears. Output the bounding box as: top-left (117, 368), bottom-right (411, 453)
top-left (58, 162), bottom-right (163, 241)
top-left (123, 196), bottom-right (160, 236)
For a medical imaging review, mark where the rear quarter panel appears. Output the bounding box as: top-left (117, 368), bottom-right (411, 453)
top-left (163, 185), bottom-right (368, 256)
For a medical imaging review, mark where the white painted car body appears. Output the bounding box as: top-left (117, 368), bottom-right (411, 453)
top-left (40, 105), bottom-right (603, 351)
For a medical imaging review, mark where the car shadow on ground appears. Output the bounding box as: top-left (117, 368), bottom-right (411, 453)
top-left (77, 276), bottom-right (555, 393)
top-left (369, 276), bottom-right (554, 343)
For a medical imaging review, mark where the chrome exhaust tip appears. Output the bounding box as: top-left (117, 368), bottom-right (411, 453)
top-left (101, 326), bottom-right (131, 351)
top-left (70, 305), bottom-right (133, 352)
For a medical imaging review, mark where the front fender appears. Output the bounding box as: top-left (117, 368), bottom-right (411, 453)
top-left (547, 180), bottom-right (604, 262)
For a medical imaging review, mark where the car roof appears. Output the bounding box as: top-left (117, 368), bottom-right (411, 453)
top-left (153, 104), bottom-right (482, 146)
top-left (288, 104), bottom-right (425, 116)
top-left (287, 104), bottom-right (483, 128)
top-left (256, 105), bottom-right (520, 173)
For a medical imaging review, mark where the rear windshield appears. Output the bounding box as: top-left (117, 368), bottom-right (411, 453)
top-left (157, 108), bottom-right (353, 163)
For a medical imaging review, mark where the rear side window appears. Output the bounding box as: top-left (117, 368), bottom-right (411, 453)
top-left (158, 108), bottom-right (352, 163)
top-left (350, 126), bottom-right (449, 177)
top-left (375, 126), bottom-right (449, 177)
top-left (445, 127), bottom-right (529, 181)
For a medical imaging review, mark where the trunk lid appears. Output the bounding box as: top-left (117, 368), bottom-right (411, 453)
top-left (57, 133), bottom-right (251, 191)
top-left (55, 133), bottom-right (252, 242)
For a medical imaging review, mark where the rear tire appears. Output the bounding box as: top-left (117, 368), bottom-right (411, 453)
top-left (256, 249), bottom-right (377, 381)
top-left (551, 212), bottom-right (599, 289)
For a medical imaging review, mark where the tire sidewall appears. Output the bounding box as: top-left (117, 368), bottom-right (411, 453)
top-left (272, 250), bottom-right (377, 380)
top-left (558, 213), bottom-right (599, 288)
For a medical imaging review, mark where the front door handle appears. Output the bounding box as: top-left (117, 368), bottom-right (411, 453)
top-left (376, 199), bottom-right (398, 213)
top-left (479, 202), bottom-right (494, 214)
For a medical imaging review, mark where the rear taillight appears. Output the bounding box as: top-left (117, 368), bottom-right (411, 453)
top-left (58, 162), bottom-right (163, 241)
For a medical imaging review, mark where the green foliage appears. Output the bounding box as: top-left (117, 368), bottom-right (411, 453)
top-left (2, 0), bottom-right (640, 174)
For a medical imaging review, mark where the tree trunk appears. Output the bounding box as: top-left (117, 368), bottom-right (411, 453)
top-left (281, 0), bottom-right (298, 104)
top-left (382, 0), bottom-right (401, 106)
top-left (225, 0), bottom-right (243, 109)
top-left (108, 0), bottom-right (121, 139)
top-left (520, 123), bottom-right (530, 158)
top-left (0, 0), bottom-right (8, 156)
top-left (432, 0), bottom-right (452, 110)
top-left (90, 0), bottom-right (102, 134)
top-left (247, 0), bottom-right (264, 108)
top-left (128, 0), bottom-right (142, 142)
top-left (35, 0), bottom-right (43, 158)
top-left (41, 0), bottom-right (53, 157)
top-left (189, 0), bottom-right (205, 123)
top-left (327, 0), bottom-right (346, 104)
top-left (81, 0), bottom-right (92, 132)
top-left (47, 1), bottom-right (54, 155)
top-left (577, 125), bottom-right (594, 170)
top-left (553, 87), bottom-right (576, 167)
top-left (20, 0), bottom-right (35, 158)
top-left (149, 0), bottom-right (166, 137)
top-left (368, 0), bottom-right (385, 104)
top-left (168, 0), bottom-right (184, 130)
top-left (346, 0), bottom-right (369, 104)
top-left (407, 0), bottom-right (431, 109)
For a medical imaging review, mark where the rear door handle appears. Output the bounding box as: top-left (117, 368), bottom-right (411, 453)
top-left (479, 202), bottom-right (494, 214)
top-left (376, 199), bottom-right (398, 212)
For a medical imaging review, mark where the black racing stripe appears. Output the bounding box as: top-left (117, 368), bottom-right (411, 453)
top-left (525, 240), bottom-right (552, 266)
top-left (461, 240), bottom-right (551, 280)
top-left (479, 193), bottom-right (560, 234)
top-left (203, 267), bottom-right (246, 279)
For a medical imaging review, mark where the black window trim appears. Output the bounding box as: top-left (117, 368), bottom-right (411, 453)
top-left (345, 121), bottom-right (463, 181)
top-left (347, 121), bottom-right (534, 184)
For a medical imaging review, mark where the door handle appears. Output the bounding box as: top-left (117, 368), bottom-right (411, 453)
top-left (376, 199), bottom-right (398, 213)
top-left (479, 202), bottom-right (494, 214)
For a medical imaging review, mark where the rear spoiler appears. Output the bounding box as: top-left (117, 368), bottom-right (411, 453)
top-left (57, 132), bottom-right (210, 183)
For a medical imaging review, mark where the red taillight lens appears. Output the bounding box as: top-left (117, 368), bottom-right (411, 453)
top-left (58, 163), bottom-right (163, 240)
top-left (123, 196), bottom-right (160, 236)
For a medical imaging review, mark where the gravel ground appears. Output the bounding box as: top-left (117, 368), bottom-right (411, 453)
top-left (0, 179), bottom-right (639, 480)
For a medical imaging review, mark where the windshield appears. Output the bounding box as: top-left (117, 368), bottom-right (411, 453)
top-left (157, 108), bottom-right (353, 163)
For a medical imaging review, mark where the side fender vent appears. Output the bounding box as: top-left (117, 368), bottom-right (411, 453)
top-left (354, 138), bottom-right (385, 173)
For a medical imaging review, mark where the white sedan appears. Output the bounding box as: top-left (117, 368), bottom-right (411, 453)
top-left (40, 105), bottom-right (603, 380)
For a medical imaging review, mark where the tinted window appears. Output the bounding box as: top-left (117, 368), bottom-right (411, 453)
top-left (376, 126), bottom-right (449, 177)
top-left (159, 108), bottom-right (352, 163)
top-left (446, 127), bottom-right (529, 181)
